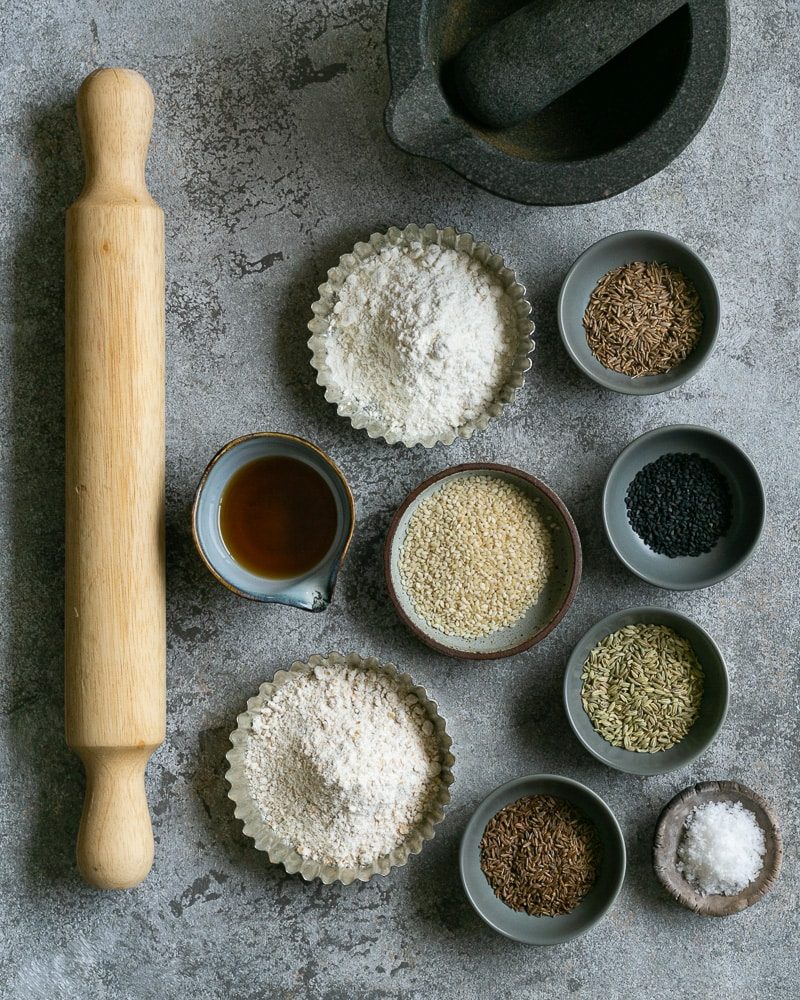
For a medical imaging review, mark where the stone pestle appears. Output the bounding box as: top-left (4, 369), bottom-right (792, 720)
top-left (450, 0), bottom-right (689, 130)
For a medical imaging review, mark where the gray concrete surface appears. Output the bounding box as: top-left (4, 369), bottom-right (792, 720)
top-left (0, 2), bottom-right (797, 997)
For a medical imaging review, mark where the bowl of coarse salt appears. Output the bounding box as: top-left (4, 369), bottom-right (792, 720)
top-left (226, 652), bottom-right (455, 884)
top-left (653, 780), bottom-right (782, 916)
top-left (307, 223), bottom-right (535, 448)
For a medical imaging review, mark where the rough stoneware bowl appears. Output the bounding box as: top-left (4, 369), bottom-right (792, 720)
top-left (653, 781), bottom-right (782, 916)
top-left (385, 0), bottom-right (729, 205)
top-left (563, 607), bottom-right (729, 776)
top-left (385, 464), bottom-right (581, 659)
top-left (603, 425), bottom-right (765, 590)
top-left (226, 652), bottom-right (455, 885)
top-left (557, 230), bottom-right (720, 394)
top-left (307, 223), bottom-right (534, 448)
top-left (192, 433), bottom-right (355, 609)
top-left (460, 774), bottom-right (626, 944)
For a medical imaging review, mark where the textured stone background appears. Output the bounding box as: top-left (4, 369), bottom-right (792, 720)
top-left (1, 1), bottom-right (798, 998)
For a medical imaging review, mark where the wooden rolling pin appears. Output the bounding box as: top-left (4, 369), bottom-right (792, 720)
top-left (65, 68), bottom-right (165, 889)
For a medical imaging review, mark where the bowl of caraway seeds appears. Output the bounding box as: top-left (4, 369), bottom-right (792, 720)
top-left (557, 230), bottom-right (719, 395)
top-left (603, 424), bottom-right (766, 590)
top-left (384, 464), bottom-right (581, 659)
top-left (460, 774), bottom-right (626, 944)
top-left (563, 607), bottom-right (729, 776)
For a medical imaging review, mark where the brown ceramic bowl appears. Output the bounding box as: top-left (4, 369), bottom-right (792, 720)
top-left (653, 780), bottom-right (782, 916)
top-left (384, 464), bottom-right (581, 659)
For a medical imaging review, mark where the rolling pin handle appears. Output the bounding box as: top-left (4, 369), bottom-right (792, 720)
top-left (76, 67), bottom-right (155, 201)
top-left (75, 747), bottom-right (156, 890)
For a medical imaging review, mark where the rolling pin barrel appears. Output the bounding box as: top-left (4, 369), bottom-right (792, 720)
top-left (65, 68), bottom-right (165, 889)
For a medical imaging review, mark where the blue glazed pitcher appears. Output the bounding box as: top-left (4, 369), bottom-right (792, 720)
top-left (192, 433), bottom-right (355, 611)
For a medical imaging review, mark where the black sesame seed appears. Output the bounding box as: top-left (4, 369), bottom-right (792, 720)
top-left (624, 452), bottom-right (733, 557)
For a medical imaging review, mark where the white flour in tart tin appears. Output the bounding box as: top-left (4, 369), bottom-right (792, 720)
top-left (308, 225), bottom-right (534, 448)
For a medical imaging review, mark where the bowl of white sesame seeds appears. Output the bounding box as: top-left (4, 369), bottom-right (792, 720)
top-left (384, 464), bottom-right (582, 659)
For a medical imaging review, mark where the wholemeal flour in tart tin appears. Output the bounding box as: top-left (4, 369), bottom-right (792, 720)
top-left (225, 652), bottom-right (455, 885)
top-left (307, 224), bottom-right (535, 448)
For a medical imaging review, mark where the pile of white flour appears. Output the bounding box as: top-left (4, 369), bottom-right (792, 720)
top-left (244, 661), bottom-right (442, 869)
top-left (325, 241), bottom-right (518, 440)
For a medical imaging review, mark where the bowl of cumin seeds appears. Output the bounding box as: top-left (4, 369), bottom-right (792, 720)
top-left (557, 230), bottom-right (720, 395)
top-left (460, 774), bottom-right (626, 944)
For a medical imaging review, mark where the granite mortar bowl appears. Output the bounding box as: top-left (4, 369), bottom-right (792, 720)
top-left (563, 607), bottom-right (729, 776)
top-left (385, 1), bottom-right (730, 205)
top-left (460, 774), bottom-right (626, 944)
top-left (603, 425), bottom-right (765, 590)
top-left (557, 230), bottom-right (720, 394)
top-left (384, 464), bottom-right (581, 659)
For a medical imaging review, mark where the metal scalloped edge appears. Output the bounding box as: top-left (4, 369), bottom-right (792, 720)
top-left (225, 651), bottom-right (455, 885)
top-left (307, 223), bottom-right (535, 449)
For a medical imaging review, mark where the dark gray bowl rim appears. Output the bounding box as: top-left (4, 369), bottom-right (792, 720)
top-left (459, 773), bottom-right (627, 944)
top-left (384, 463), bottom-right (582, 660)
top-left (557, 230), bottom-right (721, 395)
top-left (562, 606), bottom-right (730, 775)
top-left (602, 424), bottom-right (766, 590)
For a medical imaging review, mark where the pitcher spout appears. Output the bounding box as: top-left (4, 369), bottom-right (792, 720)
top-left (280, 559), bottom-right (342, 612)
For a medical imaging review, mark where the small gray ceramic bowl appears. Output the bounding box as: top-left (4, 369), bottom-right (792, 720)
top-left (192, 433), bottom-right (355, 610)
top-left (384, 464), bottom-right (581, 659)
top-left (557, 230), bottom-right (720, 394)
top-left (460, 774), bottom-right (626, 945)
top-left (603, 425), bottom-right (765, 590)
top-left (563, 607), bottom-right (729, 776)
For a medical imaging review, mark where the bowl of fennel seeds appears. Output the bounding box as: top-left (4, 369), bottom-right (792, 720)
top-left (563, 607), bottom-right (729, 776)
top-left (557, 230), bottom-right (720, 395)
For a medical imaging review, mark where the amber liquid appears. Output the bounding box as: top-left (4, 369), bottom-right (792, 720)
top-left (219, 455), bottom-right (338, 579)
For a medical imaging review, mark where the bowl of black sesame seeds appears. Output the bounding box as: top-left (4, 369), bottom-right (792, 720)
top-left (557, 230), bottom-right (720, 395)
top-left (603, 425), bottom-right (765, 590)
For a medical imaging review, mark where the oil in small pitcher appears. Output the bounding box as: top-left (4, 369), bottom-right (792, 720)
top-left (219, 455), bottom-right (338, 579)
